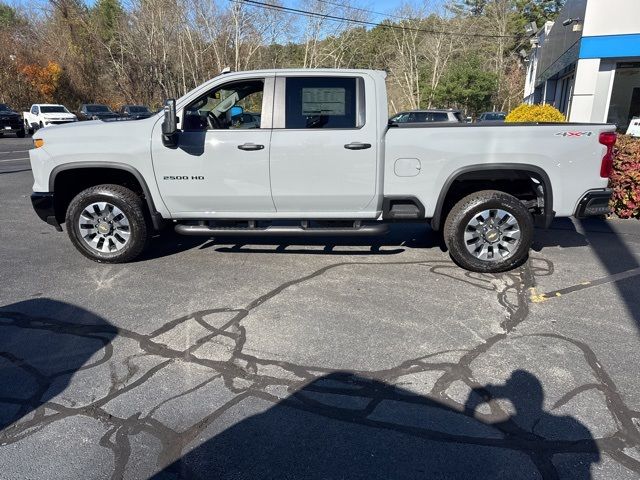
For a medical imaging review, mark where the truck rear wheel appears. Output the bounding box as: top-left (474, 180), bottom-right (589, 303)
top-left (443, 190), bottom-right (533, 273)
top-left (66, 184), bottom-right (149, 263)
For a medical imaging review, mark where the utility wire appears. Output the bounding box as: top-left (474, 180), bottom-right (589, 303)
top-left (237, 0), bottom-right (521, 39)
top-left (311, 0), bottom-right (422, 22)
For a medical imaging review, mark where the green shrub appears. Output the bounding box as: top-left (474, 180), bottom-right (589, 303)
top-left (610, 135), bottom-right (640, 219)
top-left (505, 104), bottom-right (566, 123)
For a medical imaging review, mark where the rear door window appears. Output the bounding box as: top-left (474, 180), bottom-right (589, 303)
top-left (285, 77), bottom-right (360, 129)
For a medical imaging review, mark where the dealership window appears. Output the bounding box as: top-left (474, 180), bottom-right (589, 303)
top-left (607, 62), bottom-right (640, 131)
top-left (284, 77), bottom-right (363, 129)
top-left (557, 73), bottom-right (574, 116)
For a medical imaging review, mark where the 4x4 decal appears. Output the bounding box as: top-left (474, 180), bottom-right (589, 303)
top-left (555, 131), bottom-right (593, 137)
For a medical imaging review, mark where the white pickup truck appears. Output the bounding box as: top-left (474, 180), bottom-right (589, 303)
top-left (23, 104), bottom-right (77, 133)
top-left (29, 69), bottom-right (616, 272)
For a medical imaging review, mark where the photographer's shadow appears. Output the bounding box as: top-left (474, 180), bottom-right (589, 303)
top-left (155, 370), bottom-right (599, 479)
top-left (465, 370), bottom-right (599, 479)
top-left (0, 298), bottom-right (118, 432)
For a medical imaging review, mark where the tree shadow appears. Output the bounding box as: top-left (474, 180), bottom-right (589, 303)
top-left (0, 298), bottom-right (118, 431)
top-left (154, 370), bottom-right (599, 479)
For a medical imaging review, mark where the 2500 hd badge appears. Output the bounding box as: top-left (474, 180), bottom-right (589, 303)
top-left (163, 176), bottom-right (205, 180)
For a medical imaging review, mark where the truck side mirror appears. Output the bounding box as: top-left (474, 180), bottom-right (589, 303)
top-left (161, 98), bottom-right (178, 148)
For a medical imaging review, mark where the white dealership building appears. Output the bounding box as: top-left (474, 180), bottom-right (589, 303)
top-left (524, 0), bottom-right (640, 131)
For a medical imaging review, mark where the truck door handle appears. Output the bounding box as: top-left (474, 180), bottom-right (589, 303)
top-left (344, 142), bottom-right (371, 150)
top-left (237, 143), bottom-right (264, 151)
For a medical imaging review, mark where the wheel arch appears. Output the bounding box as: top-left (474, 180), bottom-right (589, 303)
top-left (50, 162), bottom-right (164, 230)
top-left (430, 163), bottom-right (554, 231)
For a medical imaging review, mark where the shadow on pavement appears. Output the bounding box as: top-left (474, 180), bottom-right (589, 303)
top-left (154, 370), bottom-right (599, 479)
top-left (0, 298), bottom-right (118, 431)
top-left (534, 217), bottom-right (640, 323)
top-left (577, 217), bottom-right (640, 328)
top-left (141, 223), bottom-right (442, 260)
top-left (532, 217), bottom-right (590, 250)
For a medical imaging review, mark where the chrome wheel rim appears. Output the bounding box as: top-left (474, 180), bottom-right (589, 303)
top-left (464, 209), bottom-right (521, 262)
top-left (78, 202), bottom-right (130, 253)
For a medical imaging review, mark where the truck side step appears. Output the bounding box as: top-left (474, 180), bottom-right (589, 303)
top-left (174, 221), bottom-right (389, 237)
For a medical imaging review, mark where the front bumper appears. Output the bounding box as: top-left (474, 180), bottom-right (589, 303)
top-left (0, 119), bottom-right (23, 132)
top-left (575, 189), bottom-right (612, 217)
top-left (31, 192), bottom-right (62, 231)
top-left (43, 119), bottom-right (76, 126)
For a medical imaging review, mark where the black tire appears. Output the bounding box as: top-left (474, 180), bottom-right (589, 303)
top-left (66, 184), bottom-right (149, 263)
top-left (16, 129), bottom-right (26, 138)
top-left (443, 190), bottom-right (533, 273)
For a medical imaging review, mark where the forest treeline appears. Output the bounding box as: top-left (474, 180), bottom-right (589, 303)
top-left (0, 0), bottom-right (564, 116)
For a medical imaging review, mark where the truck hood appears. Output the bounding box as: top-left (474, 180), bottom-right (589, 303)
top-left (33, 115), bottom-right (160, 153)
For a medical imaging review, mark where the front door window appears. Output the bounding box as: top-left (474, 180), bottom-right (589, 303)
top-left (183, 80), bottom-right (265, 131)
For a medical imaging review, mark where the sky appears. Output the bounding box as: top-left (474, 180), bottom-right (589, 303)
top-left (12, 0), bottom-right (446, 14)
top-left (11, 0), bottom-right (449, 23)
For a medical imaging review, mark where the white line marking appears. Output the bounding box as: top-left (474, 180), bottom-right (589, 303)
top-left (0, 157), bottom-right (30, 163)
top-left (0, 149), bottom-right (30, 154)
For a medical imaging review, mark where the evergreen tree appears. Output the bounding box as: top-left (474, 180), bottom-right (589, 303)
top-left (92, 0), bottom-right (123, 44)
top-left (434, 55), bottom-right (498, 116)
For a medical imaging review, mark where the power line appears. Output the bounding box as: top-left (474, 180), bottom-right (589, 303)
top-left (311, 0), bottom-right (421, 23)
top-left (236, 0), bottom-right (520, 39)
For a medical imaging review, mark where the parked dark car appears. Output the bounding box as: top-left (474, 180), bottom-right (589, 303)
top-left (119, 105), bottom-right (153, 119)
top-left (77, 104), bottom-right (120, 121)
top-left (477, 112), bottom-right (507, 122)
top-left (389, 109), bottom-right (464, 124)
top-left (0, 103), bottom-right (26, 137)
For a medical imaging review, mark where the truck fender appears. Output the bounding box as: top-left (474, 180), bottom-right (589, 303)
top-left (430, 163), bottom-right (554, 231)
top-left (49, 162), bottom-right (164, 230)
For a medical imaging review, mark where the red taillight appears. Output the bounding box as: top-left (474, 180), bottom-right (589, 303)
top-left (599, 131), bottom-right (616, 178)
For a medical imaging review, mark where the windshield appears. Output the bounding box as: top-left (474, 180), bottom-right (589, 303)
top-left (484, 113), bottom-right (505, 120)
top-left (0, 104), bottom-right (10, 112)
top-left (86, 105), bottom-right (111, 113)
top-left (128, 106), bottom-right (150, 113)
top-left (40, 106), bottom-right (69, 113)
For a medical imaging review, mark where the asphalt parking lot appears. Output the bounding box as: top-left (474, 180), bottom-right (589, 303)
top-left (1, 135), bottom-right (640, 479)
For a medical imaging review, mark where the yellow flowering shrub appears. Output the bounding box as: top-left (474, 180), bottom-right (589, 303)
top-left (505, 104), bottom-right (566, 123)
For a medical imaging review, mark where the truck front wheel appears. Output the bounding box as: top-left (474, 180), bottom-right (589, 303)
top-left (66, 184), bottom-right (149, 263)
top-left (443, 190), bottom-right (533, 273)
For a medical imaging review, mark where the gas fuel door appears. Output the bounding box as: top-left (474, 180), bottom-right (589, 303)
top-left (394, 158), bottom-right (421, 177)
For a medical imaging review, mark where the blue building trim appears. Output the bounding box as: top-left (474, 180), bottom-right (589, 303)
top-left (579, 34), bottom-right (640, 59)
